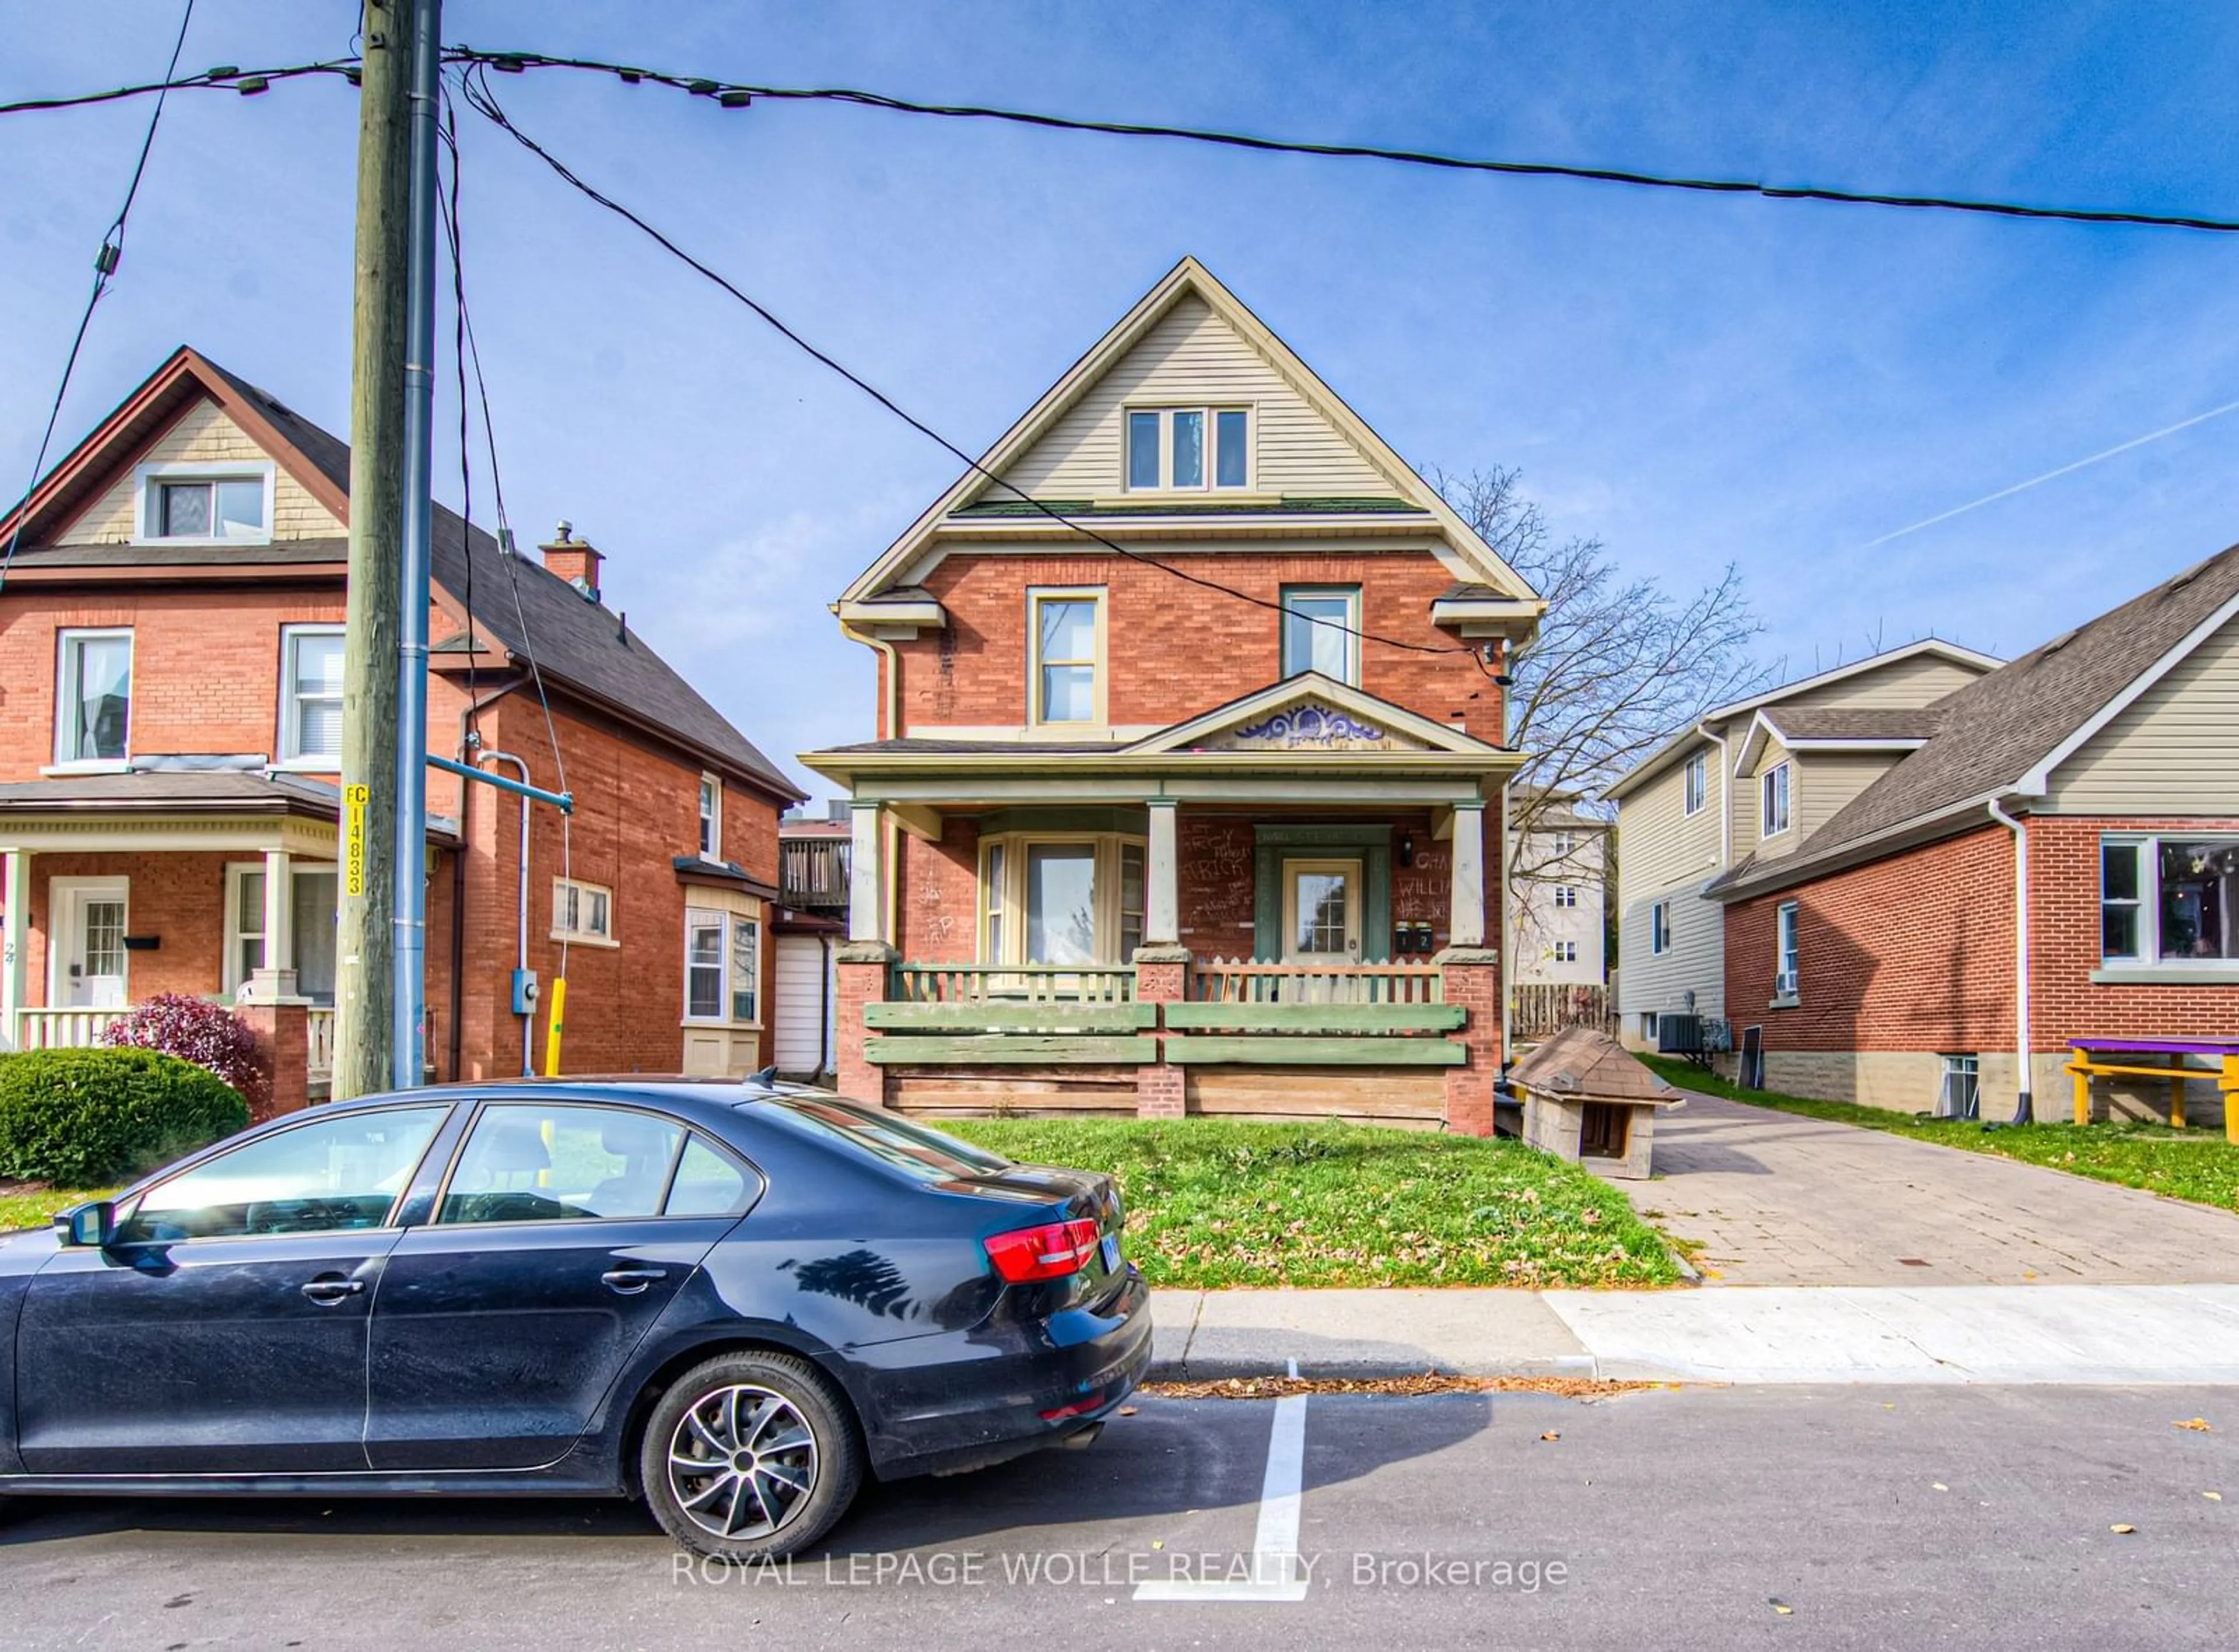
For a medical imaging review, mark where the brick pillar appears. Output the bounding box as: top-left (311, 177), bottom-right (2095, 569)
top-left (1132, 945), bottom-right (1191, 1120)
top-left (1437, 946), bottom-right (1502, 1137)
top-left (236, 999), bottom-right (310, 1122)
top-left (834, 941), bottom-right (896, 1106)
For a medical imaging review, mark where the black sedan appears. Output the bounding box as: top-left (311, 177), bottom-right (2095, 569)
top-left (0, 1078), bottom-right (1150, 1561)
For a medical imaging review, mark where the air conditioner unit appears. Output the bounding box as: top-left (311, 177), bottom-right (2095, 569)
top-left (1774, 971), bottom-right (1798, 996)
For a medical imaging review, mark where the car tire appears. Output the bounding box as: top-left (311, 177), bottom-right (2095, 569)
top-left (639, 1350), bottom-right (862, 1563)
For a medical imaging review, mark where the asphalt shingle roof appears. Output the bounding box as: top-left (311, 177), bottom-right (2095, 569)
top-left (1761, 707), bottom-right (1947, 741)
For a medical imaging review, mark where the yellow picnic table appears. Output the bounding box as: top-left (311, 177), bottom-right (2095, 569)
top-left (2066, 1037), bottom-right (2239, 1141)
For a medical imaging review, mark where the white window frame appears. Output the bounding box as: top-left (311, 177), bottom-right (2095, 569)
top-left (1775, 901), bottom-right (1801, 998)
top-left (698, 772), bottom-right (723, 860)
top-left (47, 875), bottom-right (130, 1007)
top-left (1027, 587), bottom-right (1107, 726)
top-left (551, 877), bottom-right (616, 947)
top-left (1683, 750), bottom-right (1709, 816)
top-left (1122, 404), bottom-right (1253, 493)
top-left (1650, 900), bottom-right (1671, 956)
top-left (51, 626), bottom-right (134, 772)
top-left (1939, 1053), bottom-right (1980, 1116)
top-left (1553, 884), bottom-right (1579, 909)
top-left (222, 863), bottom-right (342, 996)
top-left (1760, 761), bottom-right (1793, 838)
top-left (277, 623), bottom-right (346, 767)
top-left (1550, 940), bottom-right (1578, 964)
top-left (683, 901), bottom-right (764, 1027)
top-left (1278, 585), bottom-right (1361, 686)
top-left (2099, 832), bottom-right (2239, 968)
top-left (977, 831), bottom-right (1146, 966)
top-left (132, 459), bottom-right (276, 546)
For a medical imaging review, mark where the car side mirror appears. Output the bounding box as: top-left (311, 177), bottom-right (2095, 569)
top-left (55, 1200), bottom-right (115, 1249)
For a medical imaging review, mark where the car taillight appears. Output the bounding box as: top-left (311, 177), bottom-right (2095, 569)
top-left (984, 1216), bottom-right (1101, 1283)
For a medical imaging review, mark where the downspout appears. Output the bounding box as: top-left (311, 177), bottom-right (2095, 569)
top-left (1702, 721), bottom-right (1732, 869)
top-left (1986, 800), bottom-right (2034, 1125)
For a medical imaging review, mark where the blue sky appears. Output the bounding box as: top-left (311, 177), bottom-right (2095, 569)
top-left (8, 2), bottom-right (2239, 802)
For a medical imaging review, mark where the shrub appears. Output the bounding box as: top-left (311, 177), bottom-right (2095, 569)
top-left (0, 1048), bottom-right (250, 1186)
top-left (104, 993), bottom-right (268, 1110)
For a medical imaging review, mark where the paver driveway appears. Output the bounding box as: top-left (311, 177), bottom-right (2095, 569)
top-left (1631, 1089), bottom-right (2239, 1285)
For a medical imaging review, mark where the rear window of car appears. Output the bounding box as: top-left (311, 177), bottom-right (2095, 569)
top-left (755, 1095), bottom-right (1010, 1183)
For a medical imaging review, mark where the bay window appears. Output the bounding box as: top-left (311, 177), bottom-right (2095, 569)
top-left (2101, 835), bottom-right (2239, 963)
top-left (978, 832), bottom-right (1147, 966)
top-left (685, 905), bottom-right (764, 1023)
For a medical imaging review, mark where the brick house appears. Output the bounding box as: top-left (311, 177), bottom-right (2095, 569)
top-left (799, 258), bottom-right (1543, 1133)
top-left (0, 347), bottom-right (801, 1107)
top-left (1707, 542), bottom-right (2239, 1124)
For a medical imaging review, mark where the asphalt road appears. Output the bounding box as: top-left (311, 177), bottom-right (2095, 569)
top-left (3, 1384), bottom-right (2234, 1650)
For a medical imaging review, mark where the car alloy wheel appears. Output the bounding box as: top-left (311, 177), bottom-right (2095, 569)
top-left (667, 1384), bottom-right (819, 1541)
top-left (640, 1350), bottom-right (862, 1562)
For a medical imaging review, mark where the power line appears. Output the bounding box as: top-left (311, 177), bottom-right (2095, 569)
top-left (455, 63), bottom-right (1485, 669)
top-left (451, 46), bottom-right (2239, 236)
top-left (0, 55), bottom-right (364, 116)
top-left (0, 0), bottom-right (198, 594)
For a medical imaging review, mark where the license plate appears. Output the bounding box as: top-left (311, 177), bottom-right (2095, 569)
top-left (1100, 1231), bottom-right (1122, 1273)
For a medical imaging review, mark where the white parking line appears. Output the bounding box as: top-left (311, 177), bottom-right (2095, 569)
top-left (1133, 1356), bottom-right (1312, 1604)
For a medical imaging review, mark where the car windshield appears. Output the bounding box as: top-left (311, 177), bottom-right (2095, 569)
top-left (757, 1095), bottom-right (1012, 1183)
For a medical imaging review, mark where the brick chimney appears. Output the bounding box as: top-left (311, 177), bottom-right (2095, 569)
top-left (539, 519), bottom-right (604, 599)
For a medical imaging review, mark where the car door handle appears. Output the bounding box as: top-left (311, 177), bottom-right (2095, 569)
top-left (300, 1277), bottom-right (366, 1304)
top-left (602, 1267), bottom-right (668, 1295)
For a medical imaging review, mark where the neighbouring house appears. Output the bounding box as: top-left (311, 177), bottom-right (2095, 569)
top-left (773, 804), bottom-right (851, 1081)
top-left (1706, 542), bottom-right (2239, 1123)
top-left (1603, 638), bottom-right (2001, 1053)
top-left (1510, 796), bottom-right (1609, 986)
top-left (0, 347), bottom-right (801, 1106)
top-left (799, 256), bottom-right (1543, 1133)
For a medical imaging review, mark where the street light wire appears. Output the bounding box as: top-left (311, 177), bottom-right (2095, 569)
top-left (0, 0), bottom-right (198, 593)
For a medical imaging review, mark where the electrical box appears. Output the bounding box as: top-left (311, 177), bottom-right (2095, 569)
top-left (511, 968), bottom-right (540, 1017)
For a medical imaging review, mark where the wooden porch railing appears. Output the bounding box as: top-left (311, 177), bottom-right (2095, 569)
top-left (6, 1007), bottom-right (129, 1051)
top-left (779, 836), bottom-right (851, 911)
top-left (888, 963), bottom-right (1136, 1003)
top-left (1186, 958), bottom-right (1443, 1004)
top-left (306, 1007), bottom-right (336, 1076)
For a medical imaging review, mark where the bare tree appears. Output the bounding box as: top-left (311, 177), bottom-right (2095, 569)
top-left (1431, 466), bottom-right (1774, 958)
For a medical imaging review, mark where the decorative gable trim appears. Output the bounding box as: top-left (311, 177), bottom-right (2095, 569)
top-left (1127, 672), bottom-right (1500, 757)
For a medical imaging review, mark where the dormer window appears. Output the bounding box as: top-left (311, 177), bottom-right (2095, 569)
top-left (136, 463), bottom-right (273, 543)
top-left (1125, 406), bottom-right (1250, 492)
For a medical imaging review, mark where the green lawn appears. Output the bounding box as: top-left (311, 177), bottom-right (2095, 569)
top-left (1637, 1053), bottom-right (2239, 1215)
top-left (0, 1183), bottom-right (116, 1233)
top-left (946, 1117), bottom-right (1681, 1289)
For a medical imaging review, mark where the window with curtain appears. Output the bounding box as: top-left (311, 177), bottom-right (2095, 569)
top-left (1279, 587), bottom-right (1360, 684)
top-left (282, 627), bottom-right (345, 761)
top-left (57, 630), bottom-right (132, 764)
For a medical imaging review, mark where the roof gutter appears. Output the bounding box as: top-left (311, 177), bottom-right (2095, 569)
top-left (1985, 799), bottom-right (2035, 1126)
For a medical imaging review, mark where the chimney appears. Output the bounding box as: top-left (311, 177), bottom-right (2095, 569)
top-left (539, 519), bottom-right (604, 600)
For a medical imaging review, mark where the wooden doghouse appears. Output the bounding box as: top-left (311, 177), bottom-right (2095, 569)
top-left (1512, 1025), bottom-right (1683, 1180)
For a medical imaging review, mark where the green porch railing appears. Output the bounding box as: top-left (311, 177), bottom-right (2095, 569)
top-left (1185, 958), bottom-right (1443, 1004)
top-left (887, 962), bottom-right (1138, 1004)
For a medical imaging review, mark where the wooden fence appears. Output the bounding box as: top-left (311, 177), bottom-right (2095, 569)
top-left (887, 963), bottom-right (1137, 1004)
top-left (1511, 981), bottom-right (1614, 1040)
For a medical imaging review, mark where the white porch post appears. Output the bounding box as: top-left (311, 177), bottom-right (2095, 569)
top-left (1448, 802), bottom-right (1486, 947)
top-left (848, 802), bottom-right (885, 945)
top-left (248, 848), bottom-right (299, 1000)
top-left (2, 850), bottom-right (28, 1042)
top-left (1145, 799), bottom-right (1179, 947)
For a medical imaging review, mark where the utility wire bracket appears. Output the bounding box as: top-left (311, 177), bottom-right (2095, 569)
top-left (428, 753), bottom-right (573, 814)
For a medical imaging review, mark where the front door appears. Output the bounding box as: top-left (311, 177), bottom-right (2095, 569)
top-left (366, 1101), bottom-right (741, 1470)
top-left (54, 878), bottom-right (128, 1008)
top-left (16, 1103), bottom-right (453, 1474)
top-left (1281, 857), bottom-right (1361, 964)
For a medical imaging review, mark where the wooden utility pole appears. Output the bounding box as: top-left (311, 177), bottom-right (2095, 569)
top-left (334, 1), bottom-right (412, 1100)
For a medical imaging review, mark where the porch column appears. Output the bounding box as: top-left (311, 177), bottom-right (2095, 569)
top-left (247, 848), bottom-right (298, 1001)
top-left (1145, 798), bottom-right (1180, 947)
top-left (848, 802), bottom-right (885, 945)
top-left (2, 850), bottom-right (27, 1043)
top-left (1448, 802), bottom-right (1486, 947)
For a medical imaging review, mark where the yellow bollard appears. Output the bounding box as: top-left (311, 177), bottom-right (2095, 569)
top-left (2072, 1063), bottom-right (2091, 1127)
top-left (2171, 1072), bottom-right (2187, 1132)
top-left (2224, 1055), bottom-right (2239, 1146)
top-left (543, 976), bottom-right (567, 1077)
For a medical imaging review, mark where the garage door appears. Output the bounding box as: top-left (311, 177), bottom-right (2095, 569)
top-left (773, 934), bottom-right (829, 1077)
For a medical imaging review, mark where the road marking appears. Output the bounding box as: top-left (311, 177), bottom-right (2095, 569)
top-left (1135, 1360), bottom-right (1311, 1604)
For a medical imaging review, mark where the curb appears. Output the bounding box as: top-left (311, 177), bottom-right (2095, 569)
top-left (1146, 1351), bottom-right (1603, 1383)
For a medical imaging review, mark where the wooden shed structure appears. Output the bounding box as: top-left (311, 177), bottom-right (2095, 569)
top-left (1512, 1025), bottom-right (1683, 1180)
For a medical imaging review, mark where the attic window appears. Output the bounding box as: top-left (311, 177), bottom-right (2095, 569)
top-left (136, 464), bottom-right (273, 543)
top-left (1125, 407), bottom-right (1249, 492)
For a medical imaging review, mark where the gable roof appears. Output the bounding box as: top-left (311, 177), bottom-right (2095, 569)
top-left (3, 349), bottom-right (801, 804)
top-left (1601, 637), bottom-right (2001, 803)
top-left (1711, 540), bottom-right (2239, 901)
top-left (837, 256), bottom-right (1542, 609)
top-left (1730, 705), bottom-right (1945, 774)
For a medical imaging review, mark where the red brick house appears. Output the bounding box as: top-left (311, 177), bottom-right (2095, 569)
top-left (1710, 541), bottom-right (2239, 1127)
top-left (0, 348), bottom-right (801, 1106)
top-left (800, 258), bottom-right (1543, 1131)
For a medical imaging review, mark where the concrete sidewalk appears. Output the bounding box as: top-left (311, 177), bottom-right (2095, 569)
top-left (1146, 1284), bottom-right (2239, 1385)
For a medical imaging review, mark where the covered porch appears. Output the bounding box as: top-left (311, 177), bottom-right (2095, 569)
top-left (801, 677), bottom-right (1519, 1133)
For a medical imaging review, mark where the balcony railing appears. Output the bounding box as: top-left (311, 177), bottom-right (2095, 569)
top-left (306, 1007), bottom-right (336, 1077)
top-left (1187, 958), bottom-right (1444, 1005)
top-left (780, 837), bottom-right (852, 911)
top-left (8, 1007), bottom-right (129, 1052)
top-left (889, 962), bottom-right (1137, 1004)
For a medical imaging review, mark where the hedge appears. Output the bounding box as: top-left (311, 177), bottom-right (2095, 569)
top-left (0, 1048), bottom-right (250, 1187)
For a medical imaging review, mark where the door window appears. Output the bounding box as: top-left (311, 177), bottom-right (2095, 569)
top-left (115, 1105), bottom-right (449, 1243)
top-left (1283, 859), bottom-right (1361, 961)
top-left (438, 1104), bottom-right (686, 1225)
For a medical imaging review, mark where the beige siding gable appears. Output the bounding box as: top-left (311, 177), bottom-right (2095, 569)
top-left (1784, 652), bottom-right (1982, 711)
top-left (1614, 740), bottom-right (1722, 908)
top-left (2049, 613), bottom-right (2239, 811)
top-left (55, 398), bottom-right (343, 546)
top-left (989, 293), bottom-right (1397, 500)
top-left (1796, 750), bottom-right (1909, 842)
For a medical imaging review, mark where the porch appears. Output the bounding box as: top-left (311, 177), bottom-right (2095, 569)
top-left (8, 1003), bottom-right (338, 1088)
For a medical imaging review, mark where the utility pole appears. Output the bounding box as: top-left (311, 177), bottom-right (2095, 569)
top-left (334, 0), bottom-right (413, 1100)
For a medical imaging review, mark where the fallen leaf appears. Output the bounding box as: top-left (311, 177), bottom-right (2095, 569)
top-left (2204, 1492), bottom-right (2223, 1502)
top-left (2174, 1418), bottom-right (2213, 1433)
top-left (1932, 1483), bottom-right (1948, 1492)
top-left (2110, 1524), bottom-right (2136, 1535)
top-left (1882, 1403), bottom-right (1896, 1411)
top-left (1150, 1539), bottom-right (1164, 1551)
top-left (1770, 1600), bottom-right (1794, 1615)
top-left (1540, 1431), bottom-right (1561, 1442)
top-left (1117, 1406), bottom-right (1139, 1417)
